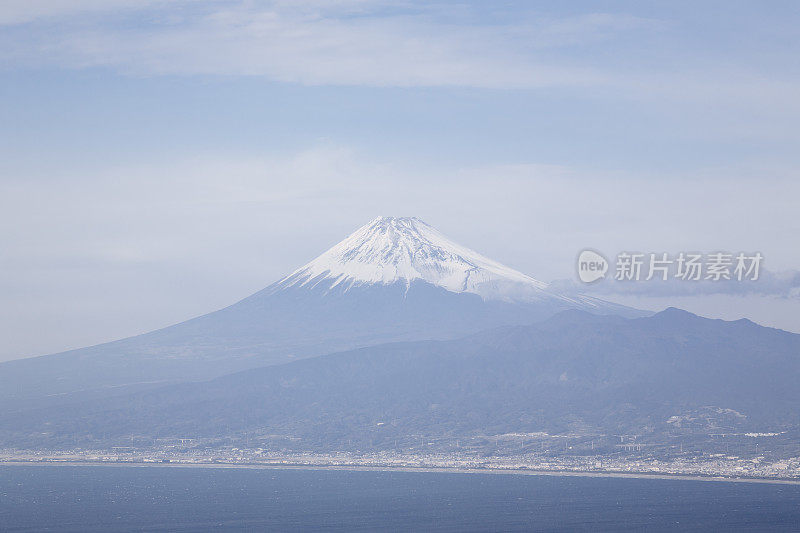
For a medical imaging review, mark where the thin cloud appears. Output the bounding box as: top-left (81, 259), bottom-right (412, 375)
top-left (551, 270), bottom-right (800, 299)
top-left (0, 0), bottom-right (165, 25)
top-left (1, 0), bottom-right (796, 121)
top-left (0, 2), bottom-right (645, 88)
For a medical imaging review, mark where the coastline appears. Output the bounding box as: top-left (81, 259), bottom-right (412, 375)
top-left (2, 460), bottom-right (799, 486)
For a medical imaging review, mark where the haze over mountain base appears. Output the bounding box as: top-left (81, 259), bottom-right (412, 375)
top-left (2, 309), bottom-right (798, 475)
top-left (0, 217), bottom-right (641, 410)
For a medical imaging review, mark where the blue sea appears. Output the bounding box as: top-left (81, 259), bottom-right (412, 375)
top-left (1, 465), bottom-right (799, 531)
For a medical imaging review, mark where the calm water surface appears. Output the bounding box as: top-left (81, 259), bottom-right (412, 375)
top-left (1, 465), bottom-right (799, 531)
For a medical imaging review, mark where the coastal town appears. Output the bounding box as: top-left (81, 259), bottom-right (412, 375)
top-left (3, 447), bottom-right (799, 483)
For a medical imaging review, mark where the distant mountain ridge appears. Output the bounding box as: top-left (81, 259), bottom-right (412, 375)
top-left (3, 308), bottom-right (798, 452)
top-left (0, 217), bottom-right (641, 410)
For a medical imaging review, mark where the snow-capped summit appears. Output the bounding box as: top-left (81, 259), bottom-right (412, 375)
top-left (275, 216), bottom-right (560, 303)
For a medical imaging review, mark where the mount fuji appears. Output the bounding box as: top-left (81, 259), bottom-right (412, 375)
top-left (0, 216), bottom-right (641, 409)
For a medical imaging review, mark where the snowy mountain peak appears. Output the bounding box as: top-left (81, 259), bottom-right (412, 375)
top-left (276, 216), bottom-right (553, 302)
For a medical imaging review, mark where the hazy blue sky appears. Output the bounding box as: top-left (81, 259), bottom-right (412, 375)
top-left (2, 1), bottom-right (799, 360)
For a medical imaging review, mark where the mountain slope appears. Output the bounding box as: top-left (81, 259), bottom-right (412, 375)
top-left (0, 216), bottom-right (641, 409)
top-left (4, 309), bottom-right (798, 452)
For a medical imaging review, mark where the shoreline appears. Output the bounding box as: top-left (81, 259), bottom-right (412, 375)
top-left (2, 460), bottom-right (799, 486)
